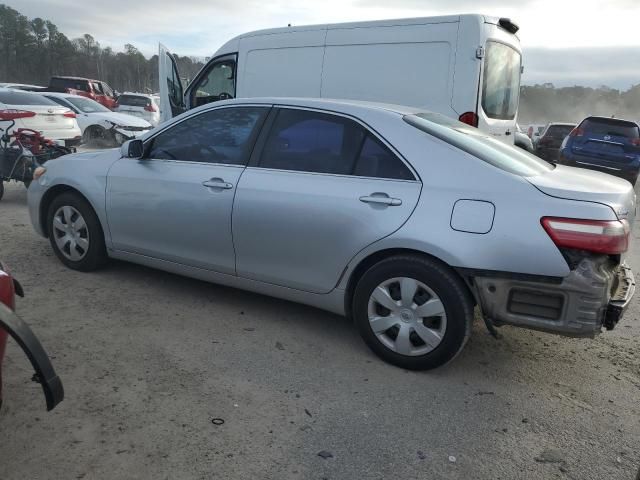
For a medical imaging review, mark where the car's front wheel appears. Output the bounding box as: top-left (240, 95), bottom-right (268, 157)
top-left (353, 255), bottom-right (473, 370)
top-left (46, 192), bottom-right (107, 271)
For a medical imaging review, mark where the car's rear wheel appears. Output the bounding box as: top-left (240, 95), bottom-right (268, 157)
top-left (353, 255), bottom-right (473, 370)
top-left (47, 193), bottom-right (107, 271)
top-left (83, 125), bottom-right (108, 147)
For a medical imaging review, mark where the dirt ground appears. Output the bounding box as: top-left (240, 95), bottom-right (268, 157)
top-left (0, 181), bottom-right (638, 480)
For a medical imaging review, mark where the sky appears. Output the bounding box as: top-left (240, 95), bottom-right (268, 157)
top-left (7, 0), bottom-right (640, 89)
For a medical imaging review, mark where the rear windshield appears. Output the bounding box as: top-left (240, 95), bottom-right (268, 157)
top-left (66, 96), bottom-right (110, 113)
top-left (118, 95), bottom-right (151, 107)
top-left (580, 118), bottom-right (639, 138)
top-left (404, 112), bottom-right (553, 177)
top-left (545, 125), bottom-right (575, 138)
top-left (481, 42), bottom-right (522, 120)
top-left (0, 90), bottom-right (58, 106)
top-left (50, 77), bottom-right (90, 92)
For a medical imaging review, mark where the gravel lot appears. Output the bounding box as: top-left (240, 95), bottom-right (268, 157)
top-left (0, 180), bottom-right (638, 479)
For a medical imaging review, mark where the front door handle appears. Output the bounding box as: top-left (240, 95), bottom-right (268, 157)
top-left (359, 194), bottom-right (402, 207)
top-left (202, 178), bottom-right (233, 189)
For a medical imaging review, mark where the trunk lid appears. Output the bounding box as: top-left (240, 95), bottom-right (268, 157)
top-left (17, 104), bottom-right (76, 130)
top-left (527, 165), bottom-right (636, 225)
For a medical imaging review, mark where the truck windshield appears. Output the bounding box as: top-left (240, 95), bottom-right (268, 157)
top-left (403, 112), bottom-right (553, 177)
top-left (481, 42), bottom-right (521, 120)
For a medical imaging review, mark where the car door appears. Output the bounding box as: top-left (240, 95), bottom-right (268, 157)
top-left (158, 43), bottom-right (186, 124)
top-left (107, 105), bottom-right (269, 274)
top-left (232, 107), bottom-right (422, 294)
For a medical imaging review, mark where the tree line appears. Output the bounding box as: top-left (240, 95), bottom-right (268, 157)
top-left (1, 3), bottom-right (639, 125)
top-left (0, 4), bottom-right (204, 93)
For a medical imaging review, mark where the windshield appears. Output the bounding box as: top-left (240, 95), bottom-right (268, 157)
top-left (66, 96), bottom-right (110, 113)
top-left (481, 42), bottom-right (522, 120)
top-left (404, 112), bottom-right (553, 177)
top-left (0, 90), bottom-right (58, 106)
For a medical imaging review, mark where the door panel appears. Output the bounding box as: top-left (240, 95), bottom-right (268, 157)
top-left (107, 159), bottom-right (241, 274)
top-left (233, 168), bottom-right (421, 293)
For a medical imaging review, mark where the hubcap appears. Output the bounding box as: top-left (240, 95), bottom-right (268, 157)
top-left (52, 206), bottom-right (90, 261)
top-left (367, 277), bottom-right (447, 356)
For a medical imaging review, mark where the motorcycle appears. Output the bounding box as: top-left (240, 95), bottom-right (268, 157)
top-left (0, 109), bottom-right (74, 201)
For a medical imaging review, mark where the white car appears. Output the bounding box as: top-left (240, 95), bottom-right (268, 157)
top-left (42, 92), bottom-right (152, 145)
top-left (115, 93), bottom-right (161, 127)
top-left (0, 88), bottom-right (81, 147)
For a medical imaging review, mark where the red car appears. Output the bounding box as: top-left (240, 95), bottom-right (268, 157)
top-left (0, 262), bottom-right (63, 410)
top-left (48, 76), bottom-right (118, 110)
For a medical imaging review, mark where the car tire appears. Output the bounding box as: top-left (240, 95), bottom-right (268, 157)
top-left (352, 255), bottom-right (474, 370)
top-left (46, 192), bottom-right (107, 272)
top-left (0, 180), bottom-right (3, 201)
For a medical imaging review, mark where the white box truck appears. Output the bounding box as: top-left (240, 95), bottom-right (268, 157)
top-left (159, 14), bottom-right (522, 143)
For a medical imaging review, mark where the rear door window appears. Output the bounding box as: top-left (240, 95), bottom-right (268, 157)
top-left (580, 118), bottom-right (640, 138)
top-left (481, 42), bottom-right (522, 120)
top-left (259, 108), bottom-right (414, 180)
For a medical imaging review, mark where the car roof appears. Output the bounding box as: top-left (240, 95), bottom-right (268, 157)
top-left (201, 97), bottom-right (423, 116)
top-left (546, 122), bottom-right (575, 127)
top-left (42, 91), bottom-right (88, 100)
top-left (51, 76), bottom-right (99, 82)
top-left (583, 116), bottom-right (639, 125)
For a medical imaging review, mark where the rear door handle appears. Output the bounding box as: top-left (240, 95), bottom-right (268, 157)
top-left (359, 194), bottom-right (402, 207)
top-left (202, 178), bottom-right (233, 189)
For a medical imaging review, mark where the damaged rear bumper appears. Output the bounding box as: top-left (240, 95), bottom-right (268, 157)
top-left (472, 259), bottom-right (635, 337)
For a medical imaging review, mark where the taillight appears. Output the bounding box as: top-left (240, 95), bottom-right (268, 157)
top-left (459, 112), bottom-right (478, 127)
top-left (569, 127), bottom-right (584, 137)
top-left (63, 111), bottom-right (77, 118)
top-left (144, 104), bottom-right (157, 112)
top-left (541, 217), bottom-right (629, 254)
top-left (630, 138), bottom-right (640, 146)
top-left (0, 109), bottom-right (36, 120)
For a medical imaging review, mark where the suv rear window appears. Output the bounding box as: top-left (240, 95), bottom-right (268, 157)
top-left (0, 90), bottom-right (58, 106)
top-left (481, 42), bottom-right (522, 120)
top-left (545, 125), bottom-right (575, 138)
top-left (118, 95), bottom-right (151, 107)
top-left (50, 77), bottom-right (90, 92)
top-left (404, 112), bottom-right (553, 177)
top-left (580, 118), bottom-right (639, 138)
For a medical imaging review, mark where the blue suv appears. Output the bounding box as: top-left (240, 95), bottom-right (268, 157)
top-left (559, 116), bottom-right (640, 185)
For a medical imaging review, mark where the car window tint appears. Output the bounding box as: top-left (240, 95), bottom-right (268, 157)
top-left (544, 125), bottom-right (575, 138)
top-left (353, 135), bottom-right (414, 180)
top-left (118, 95), bottom-right (150, 107)
top-left (259, 109), bottom-right (365, 175)
top-left (580, 118), bottom-right (640, 138)
top-left (148, 107), bottom-right (266, 165)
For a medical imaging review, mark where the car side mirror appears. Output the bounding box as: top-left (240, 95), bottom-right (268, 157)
top-left (121, 139), bottom-right (144, 159)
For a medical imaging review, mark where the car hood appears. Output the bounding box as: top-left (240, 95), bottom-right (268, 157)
top-left (90, 112), bottom-right (151, 128)
top-left (527, 165), bottom-right (636, 224)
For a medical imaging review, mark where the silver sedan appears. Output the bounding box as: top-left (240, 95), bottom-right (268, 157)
top-left (27, 98), bottom-right (636, 369)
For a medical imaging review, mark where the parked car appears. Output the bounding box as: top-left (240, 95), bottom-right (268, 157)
top-left (527, 124), bottom-right (545, 141)
top-left (159, 14), bottom-right (522, 144)
top-left (115, 93), bottom-right (161, 127)
top-left (514, 123), bottom-right (534, 152)
top-left (559, 116), bottom-right (640, 185)
top-left (0, 261), bottom-right (63, 411)
top-left (46, 76), bottom-right (118, 110)
top-left (535, 123), bottom-right (575, 162)
top-left (42, 92), bottom-right (152, 145)
top-left (27, 98), bottom-right (635, 370)
top-left (0, 83), bottom-right (47, 92)
top-left (0, 88), bottom-right (81, 147)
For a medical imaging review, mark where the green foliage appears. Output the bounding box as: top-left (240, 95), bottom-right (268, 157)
top-left (520, 83), bottom-right (640, 124)
top-left (0, 4), bottom-right (204, 92)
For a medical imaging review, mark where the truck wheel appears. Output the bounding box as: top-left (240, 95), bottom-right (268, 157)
top-left (46, 192), bottom-right (107, 271)
top-left (352, 255), bottom-right (473, 370)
